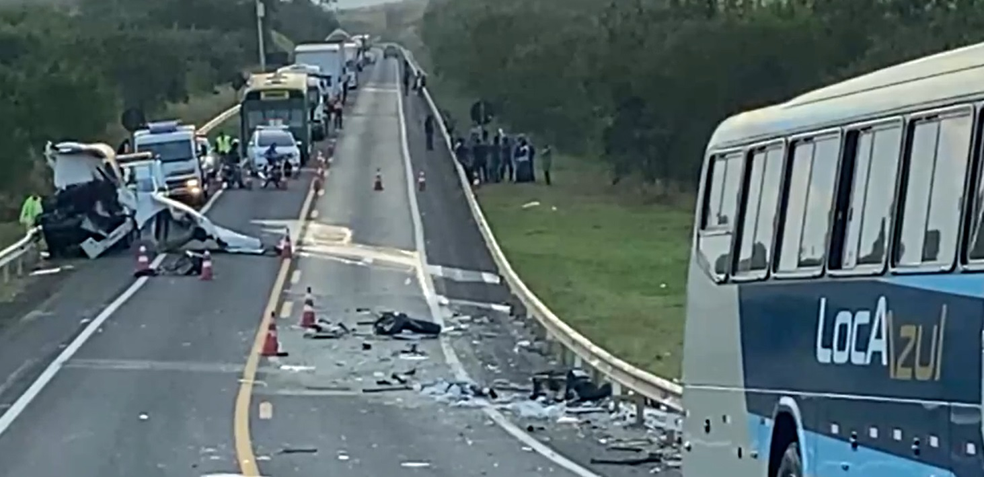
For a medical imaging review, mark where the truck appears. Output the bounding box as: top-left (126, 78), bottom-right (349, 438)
top-left (133, 120), bottom-right (209, 207)
top-left (38, 142), bottom-right (139, 259)
top-left (293, 43), bottom-right (345, 105)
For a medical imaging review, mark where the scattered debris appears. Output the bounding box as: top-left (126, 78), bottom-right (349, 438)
top-left (279, 447), bottom-right (318, 454)
top-left (303, 319), bottom-right (349, 339)
top-left (591, 453), bottom-right (663, 466)
top-left (363, 385), bottom-right (412, 393)
top-left (138, 413), bottom-right (149, 421)
top-left (400, 462), bottom-right (431, 468)
top-left (280, 365), bottom-right (315, 372)
top-left (521, 201), bottom-right (541, 209)
top-left (373, 311), bottom-right (441, 337)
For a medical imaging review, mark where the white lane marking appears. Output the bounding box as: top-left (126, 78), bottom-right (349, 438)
top-left (427, 264), bottom-right (501, 285)
top-left (392, 63), bottom-right (602, 477)
top-left (0, 187), bottom-right (225, 436)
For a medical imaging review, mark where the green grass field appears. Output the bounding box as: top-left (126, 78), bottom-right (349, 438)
top-left (476, 158), bottom-right (693, 379)
top-left (416, 57), bottom-right (694, 378)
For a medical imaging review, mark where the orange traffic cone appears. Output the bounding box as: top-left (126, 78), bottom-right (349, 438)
top-left (135, 245), bottom-right (150, 275)
top-left (200, 251), bottom-right (213, 281)
top-left (261, 314), bottom-right (287, 357)
top-left (299, 286), bottom-right (316, 328)
top-left (373, 169), bottom-right (384, 191)
top-left (279, 230), bottom-right (293, 259)
top-left (417, 171), bottom-right (426, 191)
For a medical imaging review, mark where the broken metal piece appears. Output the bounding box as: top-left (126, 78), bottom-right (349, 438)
top-left (362, 385), bottom-right (412, 393)
top-left (373, 311), bottom-right (441, 336)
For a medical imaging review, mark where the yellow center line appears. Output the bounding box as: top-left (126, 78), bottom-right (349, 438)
top-left (234, 179), bottom-right (317, 476)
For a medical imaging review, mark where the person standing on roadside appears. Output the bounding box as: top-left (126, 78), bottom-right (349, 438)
top-left (424, 114), bottom-right (435, 151)
top-left (472, 136), bottom-right (488, 184)
top-left (454, 137), bottom-right (474, 182)
top-left (402, 67), bottom-right (411, 96)
top-left (489, 135), bottom-right (502, 183)
top-left (540, 145), bottom-right (553, 185)
top-left (500, 135), bottom-right (514, 182)
top-left (333, 99), bottom-right (344, 130)
top-left (19, 193), bottom-right (43, 232)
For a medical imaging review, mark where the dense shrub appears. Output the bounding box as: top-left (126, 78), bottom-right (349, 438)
top-left (422, 0), bottom-right (984, 187)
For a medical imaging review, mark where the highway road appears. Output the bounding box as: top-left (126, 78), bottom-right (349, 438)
top-left (0, 52), bottom-right (669, 477)
top-left (0, 55), bottom-right (588, 477)
top-left (248, 55), bottom-right (596, 476)
top-left (0, 154), bottom-right (310, 473)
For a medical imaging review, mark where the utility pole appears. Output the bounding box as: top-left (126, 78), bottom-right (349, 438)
top-left (256, 0), bottom-right (267, 71)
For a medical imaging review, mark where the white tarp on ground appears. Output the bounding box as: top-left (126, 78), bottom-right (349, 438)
top-left (149, 193), bottom-right (264, 254)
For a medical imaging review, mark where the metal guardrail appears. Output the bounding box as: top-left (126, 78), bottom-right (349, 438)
top-left (0, 104), bottom-right (241, 284)
top-left (394, 45), bottom-right (684, 413)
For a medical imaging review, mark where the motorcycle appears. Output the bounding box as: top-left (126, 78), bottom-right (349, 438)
top-left (220, 159), bottom-right (250, 189)
top-left (258, 156), bottom-right (288, 189)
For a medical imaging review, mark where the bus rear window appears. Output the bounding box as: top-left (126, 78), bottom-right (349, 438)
top-left (698, 152), bottom-right (744, 279)
top-left (702, 152), bottom-right (743, 231)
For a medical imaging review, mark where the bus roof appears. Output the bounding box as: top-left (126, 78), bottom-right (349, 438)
top-left (244, 71), bottom-right (308, 94)
top-left (295, 43), bottom-right (341, 53)
top-left (709, 41), bottom-right (984, 150)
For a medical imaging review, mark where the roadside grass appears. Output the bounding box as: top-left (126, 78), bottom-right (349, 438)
top-left (476, 158), bottom-right (693, 379)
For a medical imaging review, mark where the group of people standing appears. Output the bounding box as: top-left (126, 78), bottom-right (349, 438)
top-left (402, 60), bottom-right (553, 187)
top-left (450, 127), bottom-right (553, 186)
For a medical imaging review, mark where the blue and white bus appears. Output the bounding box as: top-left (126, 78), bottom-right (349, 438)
top-left (682, 42), bottom-right (984, 477)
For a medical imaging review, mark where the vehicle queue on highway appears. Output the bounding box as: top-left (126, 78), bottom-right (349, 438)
top-left (24, 28), bottom-right (370, 262)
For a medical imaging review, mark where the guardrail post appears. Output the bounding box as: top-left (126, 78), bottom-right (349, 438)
top-left (634, 393), bottom-right (646, 427)
top-left (2, 262), bottom-right (8, 283)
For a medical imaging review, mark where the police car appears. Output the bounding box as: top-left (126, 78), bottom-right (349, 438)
top-left (246, 124), bottom-right (302, 171)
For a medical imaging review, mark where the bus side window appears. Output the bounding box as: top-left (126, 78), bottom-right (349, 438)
top-left (699, 151), bottom-right (743, 279)
top-left (894, 109), bottom-right (973, 269)
top-left (732, 145), bottom-right (784, 278)
top-left (775, 134), bottom-right (841, 274)
top-left (829, 122), bottom-right (903, 273)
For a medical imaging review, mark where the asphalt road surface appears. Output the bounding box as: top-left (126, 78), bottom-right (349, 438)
top-left (0, 155), bottom-right (310, 473)
top-left (248, 57), bottom-right (594, 476)
top-left (0, 52), bottom-right (667, 477)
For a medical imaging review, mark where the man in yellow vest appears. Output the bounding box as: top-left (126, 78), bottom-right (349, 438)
top-left (215, 133), bottom-right (232, 157)
top-left (19, 193), bottom-right (43, 232)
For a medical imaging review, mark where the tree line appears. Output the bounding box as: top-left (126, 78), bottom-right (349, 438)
top-left (420, 0), bottom-right (984, 190)
top-left (0, 0), bottom-right (338, 216)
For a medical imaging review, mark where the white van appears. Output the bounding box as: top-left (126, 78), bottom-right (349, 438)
top-left (133, 120), bottom-right (208, 206)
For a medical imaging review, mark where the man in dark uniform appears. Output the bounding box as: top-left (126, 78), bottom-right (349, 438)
top-left (424, 114), bottom-right (436, 151)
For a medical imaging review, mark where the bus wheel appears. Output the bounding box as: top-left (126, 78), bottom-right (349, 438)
top-left (776, 442), bottom-right (802, 477)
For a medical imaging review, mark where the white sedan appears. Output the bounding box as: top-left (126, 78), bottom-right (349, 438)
top-left (247, 126), bottom-right (302, 171)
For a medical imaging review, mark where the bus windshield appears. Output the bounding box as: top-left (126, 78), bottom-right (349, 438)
top-left (244, 99), bottom-right (306, 132)
top-left (137, 140), bottom-right (194, 163)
